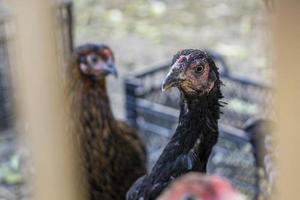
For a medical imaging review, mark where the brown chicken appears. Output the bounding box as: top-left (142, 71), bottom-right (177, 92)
top-left (66, 43), bottom-right (146, 200)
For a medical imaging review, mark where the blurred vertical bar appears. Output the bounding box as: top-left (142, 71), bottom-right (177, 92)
top-left (273, 1), bottom-right (300, 199)
top-left (9, 0), bottom-right (82, 200)
top-left (0, 3), bottom-right (12, 132)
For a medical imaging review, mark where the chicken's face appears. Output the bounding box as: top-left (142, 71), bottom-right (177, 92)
top-left (75, 44), bottom-right (117, 80)
top-left (158, 173), bottom-right (246, 200)
top-left (162, 49), bottom-right (218, 97)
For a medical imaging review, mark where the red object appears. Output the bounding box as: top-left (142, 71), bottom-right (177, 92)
top-left (158, 173), bottom-right (245, 200)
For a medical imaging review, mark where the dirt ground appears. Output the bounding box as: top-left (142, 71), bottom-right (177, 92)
top-left (0, 0), bottom-right (270, 199)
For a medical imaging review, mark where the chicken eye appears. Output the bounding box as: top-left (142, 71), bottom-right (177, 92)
top-left (195, 65), bottom-right (204, 74)
top-left (87, 54), bottom-right (99, 64)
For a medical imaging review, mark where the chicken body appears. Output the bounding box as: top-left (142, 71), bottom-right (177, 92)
top-left (127, 49), bottom-right (223, 200)
top-left (67, 44), bottom-right (146, 200)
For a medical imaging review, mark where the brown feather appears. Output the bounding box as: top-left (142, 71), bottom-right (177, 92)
top-left (66, 47), bottom-right (146, 200)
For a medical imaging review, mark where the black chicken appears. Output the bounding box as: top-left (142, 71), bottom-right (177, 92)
top-left (127, 49), bottom-right (223, 200)
top-left (66, 43), bottom-right (147, 200)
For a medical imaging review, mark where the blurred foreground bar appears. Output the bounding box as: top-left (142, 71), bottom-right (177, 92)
top-left (9, 0), bottom-right (82, 200)
top-left (273, 1), bottom-right (300, 199)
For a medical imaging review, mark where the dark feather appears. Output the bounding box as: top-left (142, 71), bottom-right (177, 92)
top-left (127, 49), bottom-right (223, 200)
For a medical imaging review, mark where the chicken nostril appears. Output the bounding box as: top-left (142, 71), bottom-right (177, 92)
top-left (178, 56), bottom-right (187, 63)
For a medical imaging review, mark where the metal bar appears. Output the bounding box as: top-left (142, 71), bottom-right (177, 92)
top-left (0, 16), bottom-right (12, 131)
top-left (65, 2), bottom-right (74, 51)
top-left (125, 79), bottom-right (141, 127)
top-left (135, 63), bottom-right (170, 78)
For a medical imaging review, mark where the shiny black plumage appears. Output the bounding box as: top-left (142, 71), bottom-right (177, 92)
top-left (127, 49), bottom-right (223, 200)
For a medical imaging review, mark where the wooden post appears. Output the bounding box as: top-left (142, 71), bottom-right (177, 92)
top-left (273, 1), bottom-right (300, 199)
top-left (9, 1), bottom-right (83, 200)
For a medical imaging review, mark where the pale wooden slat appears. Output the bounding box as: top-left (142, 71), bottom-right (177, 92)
top-left (9, 0), bottom-right (83, 200)
top-left (273, 1), bottom-right (300, 199)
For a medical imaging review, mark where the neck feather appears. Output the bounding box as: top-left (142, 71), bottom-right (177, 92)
top-left (173, 92), bottom-right (221, 147)
top-left (68, 76), bottom-right (116, 145)
top-left (147, 89), bottom-right (222, 187)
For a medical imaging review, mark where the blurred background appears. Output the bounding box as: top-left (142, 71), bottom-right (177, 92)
top-left (74, 0), bottom-right (271, 118)
top-left (0, 0), bottom-right (275, 199)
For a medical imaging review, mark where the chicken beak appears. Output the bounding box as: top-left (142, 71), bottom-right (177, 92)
top-left (107, 64), bottom-right (118, 78)
top-left (104, 59), bottom-right (118, 78)
top-left (162, 68), bottom-right (182, 92)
